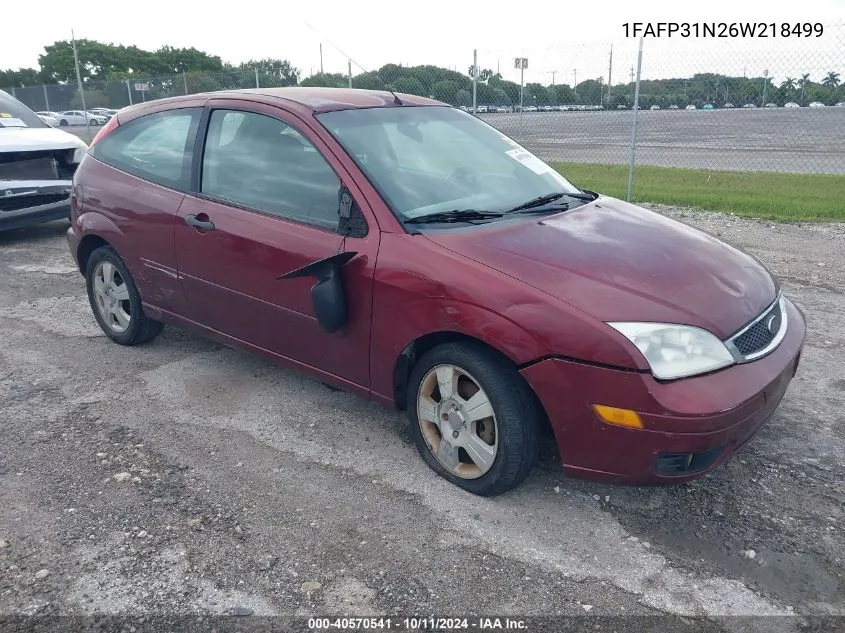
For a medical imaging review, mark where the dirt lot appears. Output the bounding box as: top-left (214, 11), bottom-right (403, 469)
top-left (0, 206), bottom-right (842, 627)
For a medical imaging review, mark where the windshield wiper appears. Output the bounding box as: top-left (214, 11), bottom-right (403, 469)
top-left (403, 209), bottom-right (504, 225)
top-left (503, 191), bottom-right (598, 214)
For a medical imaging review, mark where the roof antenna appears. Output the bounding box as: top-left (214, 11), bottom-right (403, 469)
top-left (387, 89), bottom-right (403, 106)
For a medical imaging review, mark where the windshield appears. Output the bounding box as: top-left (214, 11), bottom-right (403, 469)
top-left (316, 106), bottom-right (583, 221)
top-left (0, 90), bottom-right (48, 129)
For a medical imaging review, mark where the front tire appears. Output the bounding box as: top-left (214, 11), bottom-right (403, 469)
top-left (407, 341), bottom-right (540, 496)
top-left (85, 246), bottom-right (164, 345)
top-left (59, 119), bottom-right (68, 126)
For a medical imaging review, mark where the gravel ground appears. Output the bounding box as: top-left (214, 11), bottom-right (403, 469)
top-left (0, 206), bottom-right (842, 628)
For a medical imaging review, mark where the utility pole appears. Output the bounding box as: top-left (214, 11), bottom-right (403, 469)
top-left (607, 45), bottom-right (613, 107)
top-left (70, 30), bottom-right (90, 142)
top-left (573, 68), bottom-right (577, 94)
top-left (348, 59), bottom-right (352, 88)
top-left (550, 70), bottom-right (557, 86)
top-left (320, 43), bottom-right (324, 75)
top-left (472, 49), bottom-right (478, 114)
top-left (627, 37), bottom-right (644, 203)
top-left (761, 69), bottom-right (768, 106)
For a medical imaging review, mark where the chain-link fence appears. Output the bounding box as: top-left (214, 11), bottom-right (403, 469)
top-left (5, 23), bottom-right (844, 193)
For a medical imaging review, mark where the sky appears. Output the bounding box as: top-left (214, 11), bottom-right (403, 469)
top-left (3, 0), bottom-right (844, 85)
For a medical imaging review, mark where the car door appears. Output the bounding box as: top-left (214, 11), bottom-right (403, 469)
top-left (174, 100), bottom-right (380, 391)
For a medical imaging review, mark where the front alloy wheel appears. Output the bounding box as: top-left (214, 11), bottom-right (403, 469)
top-left (407, 342), bottom-right (541, 496)
top-left (417, 364), bottom-right (498, 479)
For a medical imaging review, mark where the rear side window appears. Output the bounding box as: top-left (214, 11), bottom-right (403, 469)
top-left (89, 108), bottom-right (200, 190)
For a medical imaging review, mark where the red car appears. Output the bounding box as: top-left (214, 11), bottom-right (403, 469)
top-left (66, 88), bottom-right (805, 495)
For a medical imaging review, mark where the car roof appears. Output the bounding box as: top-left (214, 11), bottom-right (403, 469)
top-left (121, 87), bottom-right (446, 115)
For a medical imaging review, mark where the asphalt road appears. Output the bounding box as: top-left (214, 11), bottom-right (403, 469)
top-left (482, 108), bottom-right (845, 174)
top-left (62, 107), bottom-right (845, 174)
top-left (0, 207), bottom-right (843, 627)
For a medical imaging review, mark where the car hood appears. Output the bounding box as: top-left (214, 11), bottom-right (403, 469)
top-left (0, 127), bottom-right (85, 153)
top-left (424, 197), bottom-right (777, 339)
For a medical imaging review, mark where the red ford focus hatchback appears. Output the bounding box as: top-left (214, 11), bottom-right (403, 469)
top-left (67, 87), bottom-right (805, 495)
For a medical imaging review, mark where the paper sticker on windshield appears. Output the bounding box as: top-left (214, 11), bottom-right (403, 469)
top-left (500, 135), bottom-right (519, 146)
top-left (0, 117), bottom-right (27, 128)
top-left (505, 148), bottom-right (553, 175)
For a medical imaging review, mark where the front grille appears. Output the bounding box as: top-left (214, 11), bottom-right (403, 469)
top-left (732, 299), bottom-right (782, 356)
top-left (0, 193), bottom-right (69, 213)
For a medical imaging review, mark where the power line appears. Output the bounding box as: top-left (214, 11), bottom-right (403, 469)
top-left (304, 22), bottom-right (369, 74)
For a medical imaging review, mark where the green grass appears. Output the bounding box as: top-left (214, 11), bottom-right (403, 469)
top-left (549, 162), bottom-right (845, 222)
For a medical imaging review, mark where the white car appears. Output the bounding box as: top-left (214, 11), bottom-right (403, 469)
top-left (650, 105), bottom-right (660, 110)
top-left (685, 104), bottom-right (696, 110)
top-left (0, 90), bottom-right (88, 230)
top-left (90, 108), bottom-right (119, 118)
top-left (808, 101), bottom-right (825, 108)
top-left (36, 112), bottom-right (60, 127)
top-left (784, 102), bottom-right (800, 108)
top-left (57, 110), bottom-right (109, 126)
top-left (836, 102), bottom-right (845, 107)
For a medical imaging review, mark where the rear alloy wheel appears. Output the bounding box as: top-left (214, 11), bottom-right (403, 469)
top-left (407, 342), bottom-right (540, 496)
top-left (86, 246), bottom-right (164, 345)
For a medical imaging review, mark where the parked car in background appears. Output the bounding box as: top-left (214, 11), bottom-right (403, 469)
top-left (668, 104), bottom-right (679, 109)
top-left (36, 112), bottom-right (60, 127)
top-left (808, 102), bottom-right (825, 108)
top-left (784, 102), bottom-right (800, 108)
top-left (723, 103), bottom-right (735, 108)
top-left (836, 102), bottom-right (845, 107)
top-left (0, 89), bottom-right (88, 230)
top-left (685, 104), bottom-right (696, 110)
top-left (702, 104), bottom-right (715, 110)
top-left (649, 105), bottom-right (660, 110)
top-left (764, 103), bottom-right (778, 108)
top-left (743, 103), bottom-right (757, 108)
top-left (65, 87), bottom-right (806, 495)
top-left (58, 110), bottom-right (109, 126)
top-left (91, 108), bottom-right (119, 119)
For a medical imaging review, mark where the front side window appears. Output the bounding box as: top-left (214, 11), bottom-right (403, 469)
top-left (89, 107), bottom-right (200, 190)
top-left (200, 109), bottom-right (340, 230)
top-left (317, 106), bottom-right (582, 221)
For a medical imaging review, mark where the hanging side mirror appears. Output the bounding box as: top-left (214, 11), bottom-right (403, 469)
top-left (277, 251), bottom-right (358, 334)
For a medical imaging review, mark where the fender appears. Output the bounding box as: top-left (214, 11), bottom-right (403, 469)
top-left (370, 296), bottom-right (550, 406)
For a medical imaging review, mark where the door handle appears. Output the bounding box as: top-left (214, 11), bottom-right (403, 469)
top-left (185, 214), bottom-right (215, 231)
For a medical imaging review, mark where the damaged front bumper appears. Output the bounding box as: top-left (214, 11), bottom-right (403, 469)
top-left (0, 179), bottom-right (73, 231)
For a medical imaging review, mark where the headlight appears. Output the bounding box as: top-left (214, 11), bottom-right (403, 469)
top-left (72, 140), bottom-right (88, 164)
top-left (607, 322), bottom-right (735, 380)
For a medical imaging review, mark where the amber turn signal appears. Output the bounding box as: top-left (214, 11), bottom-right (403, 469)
top-left (592, 404), bottom-right (644, 429)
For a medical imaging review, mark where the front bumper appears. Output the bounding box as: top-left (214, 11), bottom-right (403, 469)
top-left (0, 181), bottom-right (72, 231)
top-left (520, 296), bottom-right (806, 485)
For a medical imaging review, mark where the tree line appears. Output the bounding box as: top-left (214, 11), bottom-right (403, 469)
top-left (2, 39), bottom-right (843, 110)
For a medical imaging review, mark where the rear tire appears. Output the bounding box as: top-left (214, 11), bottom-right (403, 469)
top-left (406, 341), bottom-right (540, 496)
top-left (59, 119), bottom-right (68, 126)
top-left (85, 246), bottom-right (164, 346)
